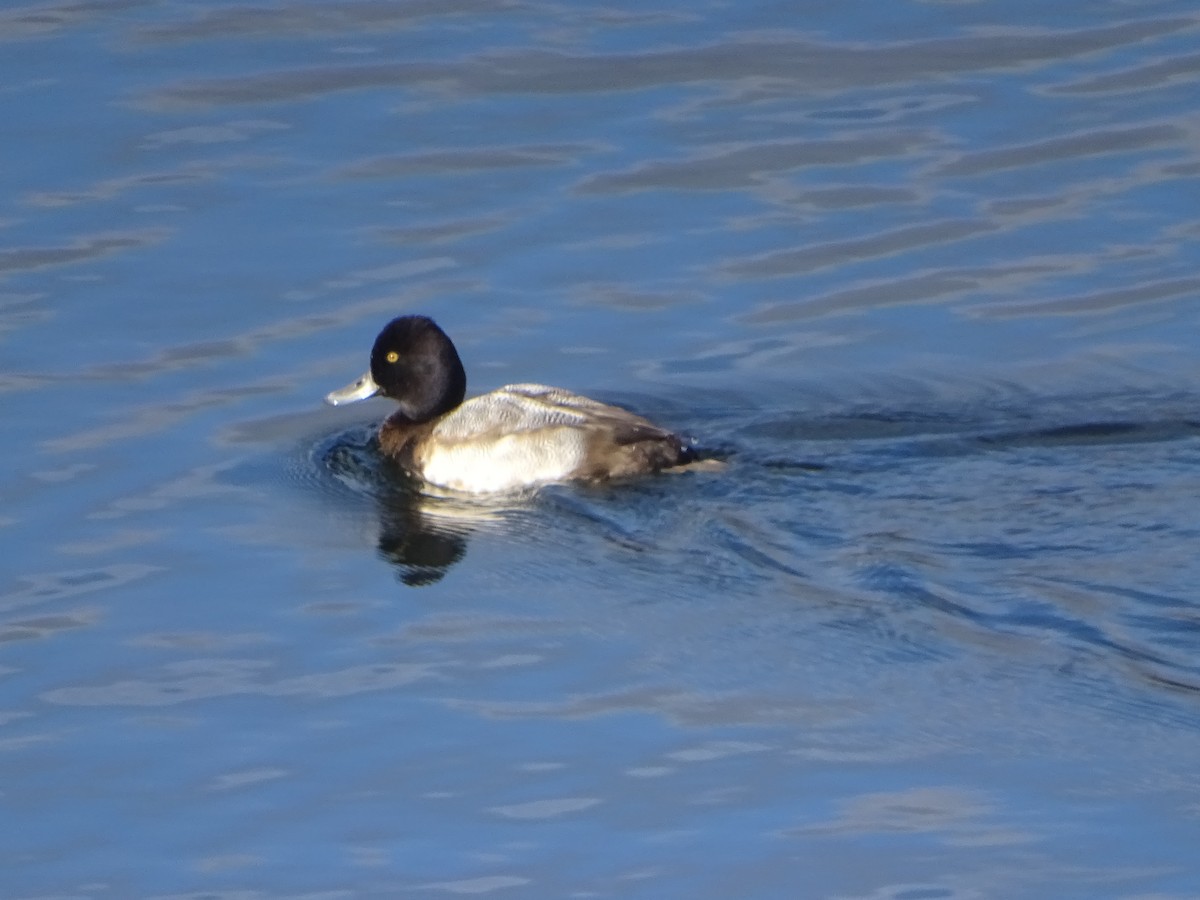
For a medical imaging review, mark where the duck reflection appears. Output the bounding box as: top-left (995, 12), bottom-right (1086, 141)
top-left (374, 490), bottom-right (470, 586)
top-left (322, 426), bottom-right (540, 586)
top-left (369, 458), bottom-right (529, 587)
top-left (322, 429), bottom-right (491, 587)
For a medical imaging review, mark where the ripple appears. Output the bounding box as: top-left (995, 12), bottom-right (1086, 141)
top-left (0, 563), bottom-right (162, 613)
top-left (134, 0), bottom-right (506, 44)
top-left (966, 274), bottom-right (1200, 320)
top-left (146, 20), bottom-right (1191, 107)
top-left (934, 122), bottom-right (1185, 178)
top-left (1053, 50), bottom-right (1200, 95)
top-left (338, 143), bottom-right (596, 179)
top-left (722, 218), bottom-right (998, 278)
top-left (0, 229), bottom-right (167, 277)
top-left (578, 133), bottom-right (931, 194)
top-left (42, 659), bottom-right (438, 706)
top-left (413, 875), bottom-right (532, 895)
top-left (489, 796), bottom-right (601, 819)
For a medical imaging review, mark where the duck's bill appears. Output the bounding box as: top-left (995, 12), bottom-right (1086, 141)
top-left (325, 371), bottom-right (380, 406)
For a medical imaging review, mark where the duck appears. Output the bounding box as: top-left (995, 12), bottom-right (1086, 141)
top-left (325, 315), bottom-right (697, 493)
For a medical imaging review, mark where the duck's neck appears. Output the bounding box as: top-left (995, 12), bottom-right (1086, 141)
top-left (379, 414), bottom-right (434, 462)
top-left (397, 377), bottom-right (464, 423)
top-left (403, 337), bottom-right (466, 422)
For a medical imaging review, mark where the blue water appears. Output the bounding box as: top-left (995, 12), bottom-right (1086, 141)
top-left (3, 1), bottom-right (1200, 897)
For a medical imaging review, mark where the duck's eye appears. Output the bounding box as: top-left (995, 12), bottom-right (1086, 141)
top-left (386, 351), bottom-right (399, 363)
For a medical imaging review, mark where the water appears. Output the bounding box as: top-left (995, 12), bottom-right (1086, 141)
top-left (3, 1), bottom-right (1200, 897)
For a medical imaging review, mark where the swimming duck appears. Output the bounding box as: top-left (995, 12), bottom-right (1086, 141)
top-left (325, 315), bottom-right (696, 493)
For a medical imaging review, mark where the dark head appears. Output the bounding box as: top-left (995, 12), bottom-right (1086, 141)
top-left (326, 315), bottom-right (467, 422)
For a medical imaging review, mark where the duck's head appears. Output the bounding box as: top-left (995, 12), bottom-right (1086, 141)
top-left (325, 315), bottom-right (467, 422)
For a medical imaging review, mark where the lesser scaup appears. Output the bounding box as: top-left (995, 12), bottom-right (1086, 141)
top-left (325, 315), bottom-right (697, 493)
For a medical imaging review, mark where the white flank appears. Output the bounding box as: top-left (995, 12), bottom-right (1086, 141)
top-left (421, 430), bottom-right (587, 493)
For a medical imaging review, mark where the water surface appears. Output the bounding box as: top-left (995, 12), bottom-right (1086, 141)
top-left (3, 1), bottom-right (1200, 897)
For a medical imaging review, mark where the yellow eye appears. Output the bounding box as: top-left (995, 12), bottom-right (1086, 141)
top-left (386, 351), bottom-right (399, 363)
